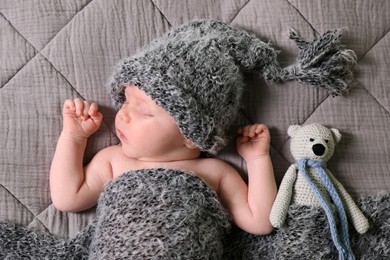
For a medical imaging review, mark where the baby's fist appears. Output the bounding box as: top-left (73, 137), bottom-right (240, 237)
top-left (236, 124), bottom-right (271, 160)
top-left (62, 98), bottom-right (103, 139)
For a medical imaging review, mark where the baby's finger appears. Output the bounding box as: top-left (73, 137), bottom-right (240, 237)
top-left (255, 124), bottom-right (269, 135)
top-left (238, 125), bottom-right (248, 137)
top-left (63, 99), bottom-right (75, 112)
top-left (88, 102), bottom-right (98, 116)
top-left (83, 100), bottom-right (91, 119)
top-left (254, 124), bottom-right (264, 133)
top-left (236, 135), bottom-right (249, 145)
top-left (242, 125), bottom-right (251, 137)
top-left (89, 103), bottom-right (103, 122)
top-left (92, 111), bottom-right (103, 123)
top-left (74, 98), bottom-right (85, 117)
top-left (248, 124), bottom-right (260, 137)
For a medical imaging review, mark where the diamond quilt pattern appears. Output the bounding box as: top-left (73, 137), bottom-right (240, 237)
top-left (0, 0), bottom-right (389, 238)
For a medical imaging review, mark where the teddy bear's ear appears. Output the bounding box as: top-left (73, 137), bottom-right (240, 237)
top-left (287, 125), bottom-right (301, 137)
top-left (331, 128), bottom-right (342, 143)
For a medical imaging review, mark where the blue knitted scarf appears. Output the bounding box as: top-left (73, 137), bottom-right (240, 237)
top-left (297, 158), bottom-right (355, 260)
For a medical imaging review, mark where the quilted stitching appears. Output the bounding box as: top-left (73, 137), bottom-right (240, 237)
top-left (0, 12), bottom-right (37, 88)
top-left (0, 184), bottom-right (36, 225)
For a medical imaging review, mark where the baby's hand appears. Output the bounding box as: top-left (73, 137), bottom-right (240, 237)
top-left (236, 124), bottom-right (271, 161)
top-left (62, 98), bottom-right (103, 140)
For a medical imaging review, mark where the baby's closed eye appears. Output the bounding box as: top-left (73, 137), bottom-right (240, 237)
top-left (136, 107), bottom-right (154, 117)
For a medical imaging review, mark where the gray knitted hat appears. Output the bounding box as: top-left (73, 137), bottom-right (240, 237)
top-left (109, 20), bottom-right (356, 154)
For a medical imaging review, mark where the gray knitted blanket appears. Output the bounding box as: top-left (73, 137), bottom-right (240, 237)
top-left (1, 169), bottom-right (390, 259)
top-left (0, 169), bottom-right (231, 259)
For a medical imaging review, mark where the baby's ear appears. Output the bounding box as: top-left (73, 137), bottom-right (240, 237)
top-left (287, 125), bottom-right (301, 137)
top-left (331, 128), bottom-right (342, 143)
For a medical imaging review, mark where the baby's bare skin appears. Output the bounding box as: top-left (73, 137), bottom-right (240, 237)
top-left (50, 85), bottom-right (277, 235)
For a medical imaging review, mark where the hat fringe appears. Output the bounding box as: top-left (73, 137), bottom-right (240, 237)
top-left (266, 29), bottom-right (357, 96)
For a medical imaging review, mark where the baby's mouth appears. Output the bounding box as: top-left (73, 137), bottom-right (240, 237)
top-left (117, 128), bottom-right (127, 142)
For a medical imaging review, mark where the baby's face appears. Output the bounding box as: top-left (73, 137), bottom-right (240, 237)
top-left (115, 86), bottom-right (189, 161)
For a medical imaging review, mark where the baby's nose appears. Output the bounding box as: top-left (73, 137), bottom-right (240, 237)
top-left (118, 109), bottom-right (130, 123)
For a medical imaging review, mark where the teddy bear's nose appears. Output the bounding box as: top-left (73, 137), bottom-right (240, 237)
top-left (312, 144), bottom-right (326, 156)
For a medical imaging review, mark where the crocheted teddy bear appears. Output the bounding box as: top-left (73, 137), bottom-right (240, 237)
top-left (270, 123), bottom-right (369, 259)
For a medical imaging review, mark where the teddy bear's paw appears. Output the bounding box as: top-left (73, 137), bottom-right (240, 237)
top-left (355, 218), bottom-right (370, 234)
top-left (269, 214), bottom-right (284, 228)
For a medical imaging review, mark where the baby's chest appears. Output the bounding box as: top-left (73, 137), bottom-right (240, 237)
top-left (292, 169), bottom-right (331, 207)
top-left (111, 159), bottom-right (221, 193)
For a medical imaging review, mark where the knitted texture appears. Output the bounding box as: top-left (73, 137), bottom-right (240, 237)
top-left (109, 20), bottom-right (356, 154)
top-left (0, 169), bottom-right (231, 259)
top-left (0, 222), bottom-right (93, 259)
top-left (89, 169), bottom-right (231, 259)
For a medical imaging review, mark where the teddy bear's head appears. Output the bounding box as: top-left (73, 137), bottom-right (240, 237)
top-left (288, 123), bottom-right (341, 162)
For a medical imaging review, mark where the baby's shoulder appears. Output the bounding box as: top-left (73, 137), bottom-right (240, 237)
top-left (95, 144), bottom-right (123, 159)
top-left (198, 157), bottom-right (235, 170)
top-left (193, 157), bottom-right (237, 180)
top-left (189, 157), bottom-right (240, 193)
top-left (88, 145), bottom-right (125, 169)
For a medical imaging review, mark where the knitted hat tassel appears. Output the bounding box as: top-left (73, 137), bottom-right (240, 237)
top-left (265, 29), bottom-right (357, 96)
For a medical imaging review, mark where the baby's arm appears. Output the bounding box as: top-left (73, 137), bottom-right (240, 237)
top-left (269, 164), bottom-right (297, 228)
top-left (218, 124), bottom-right (277, 235)
top-left (50, 98), bottom-right (109, 212)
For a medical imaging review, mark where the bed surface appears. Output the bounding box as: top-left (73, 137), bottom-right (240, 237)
top-left (1, 0), bottom-right (389, 239)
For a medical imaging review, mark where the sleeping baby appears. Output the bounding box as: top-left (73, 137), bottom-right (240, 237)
top-left (49, 20), bottom-right (277, 258)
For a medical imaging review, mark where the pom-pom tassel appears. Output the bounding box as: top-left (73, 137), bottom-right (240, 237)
top-left (268, 29), bottom-right (357, 96)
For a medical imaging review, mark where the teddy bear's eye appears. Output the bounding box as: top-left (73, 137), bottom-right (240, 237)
top-left (309, 138), bottom-right (314, 142)
top-left (325, 139), bottom-right (329, 143)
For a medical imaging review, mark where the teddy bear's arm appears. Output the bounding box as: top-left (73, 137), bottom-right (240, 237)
top-left (269, 164), bottom-right (298, 228)
top-left (327, 170), bottom-right (369, 234)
